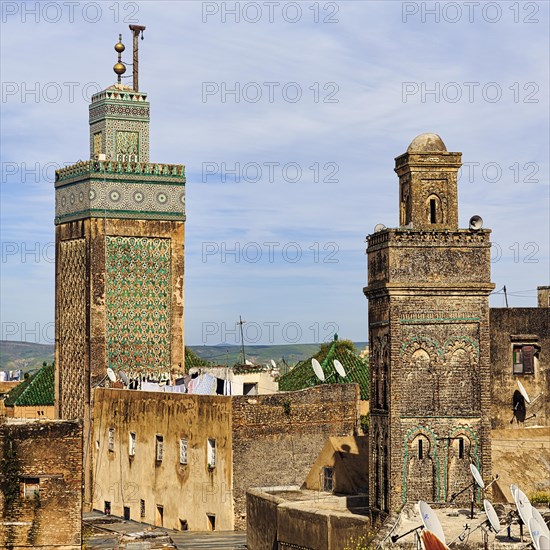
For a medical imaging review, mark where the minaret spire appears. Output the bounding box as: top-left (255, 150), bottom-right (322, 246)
top-left (113, 34), bottom-right (126, 85)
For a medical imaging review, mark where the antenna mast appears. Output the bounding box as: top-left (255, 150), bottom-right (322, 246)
top-left (238, 315), bottom-right (246, 365)
top-left (129, 24), bottom-right (146, 91)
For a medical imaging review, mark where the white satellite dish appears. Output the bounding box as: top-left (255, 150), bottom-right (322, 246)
top-left (106, 368), bottom-right (116, 383)
top-left (484, 499), bottom-right (501, 534)
top-left (469, 215), bottom-right (484, 230)
top-left (119, 371), bottom-right (129, 386)
top-left (311, 359), bottom-right (325, 382)
top-left (374, 223), bottom-right (387, 233)
top-left (514, 487), bottom-right (533, 527)
top-left (245, 360), bottom-right (254, 366)
top-left (535, 534), bottom-right (550, 550)
top-left (510, 484), bottom-right (518, 500)
top-left (470, 463), bottom-right (485, 489)
top-left (333, 360), bottom-right (347, 378)
top-left (419, 501), bottom-right (446, 544)
top-left (528, 517), bottom-right (544, 550)
top-left (270, 359), bottom-right (277, 369)
top-left (532, 508), bottom-right (550, 540)
top-left (517, 380), bottom-right (531, 404)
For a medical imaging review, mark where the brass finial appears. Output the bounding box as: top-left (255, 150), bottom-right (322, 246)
top-left (113, 34), bottom-right (126, 84)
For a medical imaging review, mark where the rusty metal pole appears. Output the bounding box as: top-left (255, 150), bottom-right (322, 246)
top-left (129, 25), bottom-right (146, 91)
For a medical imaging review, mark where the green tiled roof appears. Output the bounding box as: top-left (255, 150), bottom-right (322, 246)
top-left (4, 364), bottom-right (54, 407)
top-left (185, 347), bottom-right (212, 371)
top-left (278, 340), bottom-right (369, 400)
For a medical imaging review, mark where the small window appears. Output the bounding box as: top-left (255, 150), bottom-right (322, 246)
top-left (243, 382), bottom-right (258, 396)
top-left (124, 506), bottom-right (130, 521)
top-left (458, 437), bottom-right (464, 459)
top-left (156, 505), bottom-right (164, 527)
top-left (104, 501), bottom-right (111, 515)
top-left (430, 198), bottom-right (437, 224)
top-left (418, 438), bottom-right (423, 460)
top-left (179, 438), bottom-right (188, 465)
top-left (22, 479), bottom-right (39, 499)
top-left (513, 344), bottom-right (538, 374)
top-left (155, 435), bottom-right (164, 462)
top-left (140, 499), bottom-right (145, 518)
top-left (207, 438), bottom-right (216, 468)
top-left (108, 428), bottom-right (115, 452)
top-left (129, 432), bottom-right (136, 456)
top-left (207, 513), bottom-right (216, 531)
top-left (322, 467), bottom-right (334, 492)
top-left (180, 519), bottom-right (188, 531)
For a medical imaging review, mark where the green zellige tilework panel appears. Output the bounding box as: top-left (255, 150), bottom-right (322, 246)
top-left (106, 236), bottom-right (172, 374)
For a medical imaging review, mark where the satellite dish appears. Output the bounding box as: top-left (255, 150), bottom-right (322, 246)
top-left (106, 368), bottom-right (116, 383)
top-left (270, 359), bottom-right (277, 369)
top-left (532, 508), bottom-right (550, 540)
top-left (470, 463), bottom-right (485, 489)
top-left (333, 360), bottom-right (347, 378)
top-left (374, 223), bottom-right (387, 233)
top-left (517, 380), bottom-right (531, 404)
top-left (245, 360), bottom-right (254, 366)
top-left (119, 371), bottom-right (129, 386)
top-left (535, 534), bottom-right (550, 550)
top-left (514, 487), bottom-right (533, 527)
top-left (469, 215), bottom-right (483, 230)
top-left (510, 484), bottom-right (518, 500)
top-left (311, 359), bottom-right (325, 382)
top-left (484, 500), bottom-right (501, 534)
top-left (419, 501), bottom-right (446, 544)
top-left (528, 518), bottom-right (544, 550)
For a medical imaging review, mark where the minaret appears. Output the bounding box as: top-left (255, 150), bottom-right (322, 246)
top-left (54, 30), bottom-right (185, 507)
top-left (364, 134), bottom-right (494, 512)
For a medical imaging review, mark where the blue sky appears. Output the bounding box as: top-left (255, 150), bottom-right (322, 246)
top-left (1, 1), bottom-right (549, 346)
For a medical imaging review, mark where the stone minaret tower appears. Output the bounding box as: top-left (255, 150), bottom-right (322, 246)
top-left (54, 32), bottom-right (185, 506)
top-left (364, 134), bottom-right (494, 513)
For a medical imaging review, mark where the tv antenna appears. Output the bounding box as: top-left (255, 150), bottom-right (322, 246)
top-left (449, 499), bottom-right (501, 547)
top-left (391, 501), bottom-right (448, 548)
top-left (450, 463), bottom-right (486, 519)
top-left (333, 359), bottom-right (347, 378)
top-left (238, 315), bottom-right (247, 365)
top-left (311, 358), bottom-right (325, 382)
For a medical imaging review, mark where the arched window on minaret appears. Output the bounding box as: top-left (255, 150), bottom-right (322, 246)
top-left (427, 194), bottom-right (443, 225)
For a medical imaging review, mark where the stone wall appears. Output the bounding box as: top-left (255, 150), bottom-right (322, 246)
top-left (232, 384), bottom-right (360, 530)
top-left (490, 307), bottom-right (549, 429)
top-left (0, 419), bottom-right (82, 549)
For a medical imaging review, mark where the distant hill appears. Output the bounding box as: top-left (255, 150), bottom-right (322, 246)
top-left (189, 342), bottom-right (369, 370)
top-left (0, 341), bottom-right (54, 375)
top-left (0, 340), bottom-right (369, 375)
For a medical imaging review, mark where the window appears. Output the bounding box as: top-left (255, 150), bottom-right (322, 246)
top-left (155, 435), bottom-right (164, 462)
top-left (129, 432), bottom-right (136, 456)
top-left (108, 428), bottom-right (115, 452)
top-left (179, 438), bottom-right (188, 465)
top-left (418, 438), bottom-right (423, 460)
top-left (430, 198), bottom-right (437, 224)
top-left (124, 506), bottom-right (130, 521)
top-left (513, 344), bottom-right (538, 374)
top-left (207, 513), bottom-right (216, 531)
top-left (180, 519), bottom-right (188, 531)
top-left (155, 505), bottom-right (164, 527)
top-left (22, 478), bottom-right (39, 499)
top-left (243, 382), bottom-right (258, 396)
top-left (140, 499), bottom-right (145, 518)
top-left (207, 438), bottom-right (216, 468)
top-left (458, 438), bottom-right (464, 459)
top-left (322, 467), bottom-right (334, 492)
top-left (104, 501), bottom-right (111, 515)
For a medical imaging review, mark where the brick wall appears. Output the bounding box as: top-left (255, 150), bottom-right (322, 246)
top-left (0, 419), bottom-right (82, 549)
top-left (232, 384), bottom-right (360, 530)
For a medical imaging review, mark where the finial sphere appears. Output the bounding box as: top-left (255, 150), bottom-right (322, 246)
top-left (113, 62), bottom-right (126, 75)
top-left (115, 41), bottom-right (125, 53)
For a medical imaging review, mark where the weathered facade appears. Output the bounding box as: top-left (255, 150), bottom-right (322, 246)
top-left (91, 384), bottom-right (360, 531)
top-left (490, 304), bottom-right (549, 429)
top-left (0, 419), bottom-right (83, 549)
top-left (54, 59), bottom-right (185, 508)
top-left (364, 134), bottom-right (495, 513)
